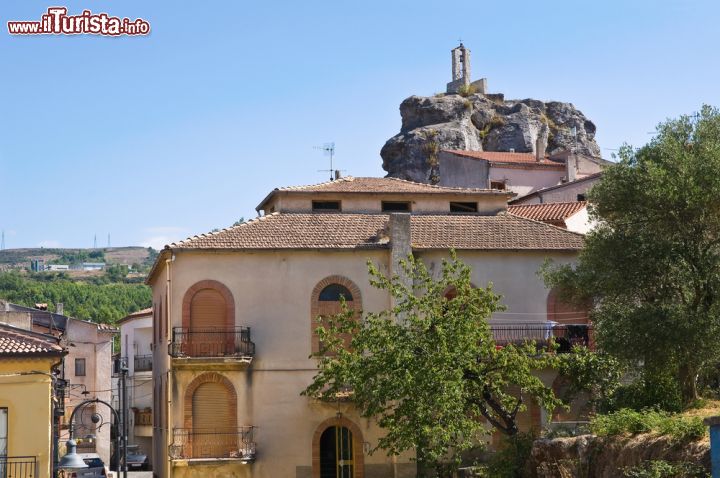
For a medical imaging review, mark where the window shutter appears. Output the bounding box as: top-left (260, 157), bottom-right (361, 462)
top-left (190, 289), bottom-right (226, 329)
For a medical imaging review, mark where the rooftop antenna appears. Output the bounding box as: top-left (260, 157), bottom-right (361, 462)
top-left (315, 142), bottom-right (344, 180)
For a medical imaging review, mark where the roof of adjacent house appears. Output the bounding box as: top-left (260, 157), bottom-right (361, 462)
top-left (167, 212), bottom-right (584, 251)
top-left (256, 176), bottom-right (511, 211)
top-left (509, 172), bottom-right (603, 204)
top-left (0, 301), bottom-right (118, 334)
top-left (0, 323), bottom-right (64, 357)
top-left (443, 150), bottom-right (566, 169)
top-left (508, 202), bottom-right (588, 223)
top-left (117, 307), bottom-right (153, 325)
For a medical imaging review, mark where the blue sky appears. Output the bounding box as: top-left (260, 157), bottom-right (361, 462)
top-left (1, 0), bottom-right (719, 249)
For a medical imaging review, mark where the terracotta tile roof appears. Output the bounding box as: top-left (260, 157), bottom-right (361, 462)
top-left (117, 307), bottom-right (153, 324)
top-left (0, 323), bottom-right (64, 356)
top-left (275, 176), bottom-right (497, 194)
top-left (256, 176), bottom-right (509, 211)
top-left (508, 202), bottom-right (587, 223)
top-left (443, 150), bottom-right (565, 168)
top-left (169, 213), bottom-right (584, 251)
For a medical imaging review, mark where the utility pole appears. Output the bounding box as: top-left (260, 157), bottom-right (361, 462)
top-left (118, 357), bottom-right (129, 478)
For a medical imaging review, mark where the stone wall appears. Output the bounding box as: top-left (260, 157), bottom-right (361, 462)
top-left (526, 434), bottom-right (710, 478)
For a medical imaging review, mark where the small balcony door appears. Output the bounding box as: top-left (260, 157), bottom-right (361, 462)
top-left (191, 382), bottom-right (235, 457)
top-left (189, 288), bottom-right (233, 356)
top-left (320, 425), bottom-right (354, 478)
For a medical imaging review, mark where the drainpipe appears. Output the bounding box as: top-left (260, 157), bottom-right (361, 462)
top-left (165, 253), bottom-right (175, 477)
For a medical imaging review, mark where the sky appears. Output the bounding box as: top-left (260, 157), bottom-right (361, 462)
top-left (1, 0), bottom-right (719, 249)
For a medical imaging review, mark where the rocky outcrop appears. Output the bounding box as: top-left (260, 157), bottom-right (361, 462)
top-left (526, 434), bottom-right (710, 478)
top-left (381, 93), bottom-right (601, 183)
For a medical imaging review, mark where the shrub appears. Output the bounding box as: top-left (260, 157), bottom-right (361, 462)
top-left (590, 409), bottom-right (706, 442)
top-left (485, 433), bottom-right (535, 478)
top-left (458, 84), bottom-right (477, 97)
top-left (622, 460), bottom-right (709, 478)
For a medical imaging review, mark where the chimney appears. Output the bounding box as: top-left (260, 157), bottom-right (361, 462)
top-left (567, 153), bottom-right (578, 182)
top-left (56, 303), bottom-right (64, 316)
top-left (389, 213), bottom-right (412, 314)
top-left (334, 170), bottom-right (342, 180)
top-left (536, 124), bottom-right (549, 162)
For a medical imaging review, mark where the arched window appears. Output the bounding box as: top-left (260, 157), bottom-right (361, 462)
top-left (319, 284), bottom-right (353, 302)
top-left (181, 280), bottom-right (235, 357)
top-left (310, 276), bottom-right (362, 355)
top-left (184, 373), bottom-right (238, 458)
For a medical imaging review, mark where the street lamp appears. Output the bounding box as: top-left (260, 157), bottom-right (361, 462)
top-left (58, 440), bottom-right (88, 470)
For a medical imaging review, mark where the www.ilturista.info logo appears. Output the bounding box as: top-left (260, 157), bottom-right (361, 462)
top-left (7, 7), bottom-right (150, 36)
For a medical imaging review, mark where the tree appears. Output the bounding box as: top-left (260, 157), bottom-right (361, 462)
top-left (303, 254), bottom-right (560, 475)
top-left (543, 105), bottom-right (720, 407)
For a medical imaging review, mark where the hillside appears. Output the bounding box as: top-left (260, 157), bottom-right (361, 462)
top-left (0, 246), bottom-right (156, 273)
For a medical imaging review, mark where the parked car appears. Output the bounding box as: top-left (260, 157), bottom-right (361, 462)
top-left (126, 445), bottom-right (149, 470)
top-left (69, 453), bottom-right (108, 477)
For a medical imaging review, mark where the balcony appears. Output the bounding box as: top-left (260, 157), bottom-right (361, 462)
top-left (169, 327), bottom-right (255, 370)
top-left (490, 323), bottom-right (594, 352)
top-left (169, 427), bottom-right (256, 464)
top-left (0, 456), bottom-right (37, 478)
top-left (133, 407), bottom-right (153, 437)
top-left (134, 354), bottom-right (153, 372)
top-left (134, 407), bottom-right (152, 426)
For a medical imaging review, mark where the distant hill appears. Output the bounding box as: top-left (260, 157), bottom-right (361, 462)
top-left (0, 247), bottom-right (157, 273)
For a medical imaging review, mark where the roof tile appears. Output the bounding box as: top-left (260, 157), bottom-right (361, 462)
top-left (508, 202), bottom-right (587, 223)
top-left (0, 324), bottom-right (64, 356)
top-left (444, 149), bottom-right (565, 167)
top-left (170, 213), bottom-right (584, 251)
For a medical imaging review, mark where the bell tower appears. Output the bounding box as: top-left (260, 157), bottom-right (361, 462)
top-left (446, 43), bottom-right (487, 95)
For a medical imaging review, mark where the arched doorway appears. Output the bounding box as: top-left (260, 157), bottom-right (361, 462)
top-left (320, 425), bottom-right (354, 478)
top-left (312, 417), bottom-right (364, 478)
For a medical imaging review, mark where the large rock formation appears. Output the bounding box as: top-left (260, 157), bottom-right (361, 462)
top-left (381, 92), bottom-right (601, 183)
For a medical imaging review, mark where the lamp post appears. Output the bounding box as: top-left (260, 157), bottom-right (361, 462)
top-left (57, 439), bottom-right (88, 471)
top-left (60, 398), bottom-right (124, 477)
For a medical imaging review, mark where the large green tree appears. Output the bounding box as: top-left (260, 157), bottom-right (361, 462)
top-left (544, 105), bottom-right (720, 406)
top-left (304, 254), bottom-right (559, 475)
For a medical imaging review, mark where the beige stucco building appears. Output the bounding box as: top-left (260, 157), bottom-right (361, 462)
top-left (439, 149), bottom-right (608, 200)
top-left (147, 177), bottom-right (586, 478)
top-left (0, 318), bottom-right (65, 478)
top-left (1, 301), bottom-right (118, 464)
top-left (118, 308), bottom-right (154, 467)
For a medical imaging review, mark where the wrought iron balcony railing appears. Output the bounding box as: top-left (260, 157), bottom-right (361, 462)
top-left (169, 326), bottom-right (255, 359)
top-left (490, 323), bottom-right (594, 352)
top-left (134, 354), bottom-right (153, 372)
top-left (0, 456), bottom-right (37, 478)
top-left (169, 427), bottom-right (256, 462)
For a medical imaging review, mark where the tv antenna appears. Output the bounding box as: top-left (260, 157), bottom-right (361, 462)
top-left (315, 142), bottom-right (344, 180)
